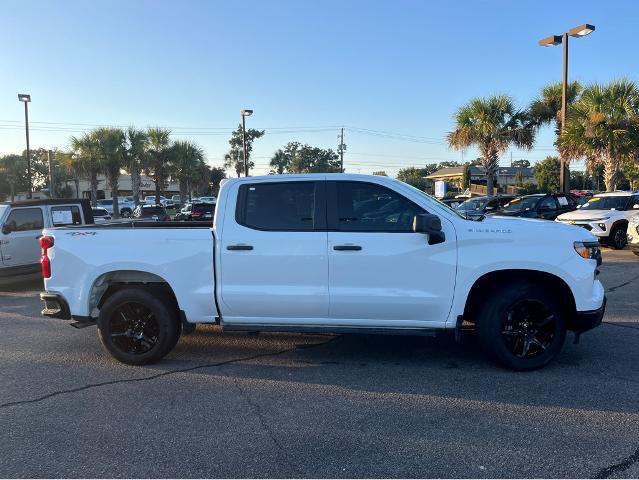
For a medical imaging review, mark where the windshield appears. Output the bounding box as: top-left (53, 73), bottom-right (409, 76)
top-left (457, 198), bottom-right (488, 211)
top-left (502, 196), bottom-right (541, 212)
top-left (580, 196), bottom-right (630, 211)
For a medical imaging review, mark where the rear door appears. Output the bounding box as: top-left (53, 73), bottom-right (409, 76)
top-left (219, 180), bottom-right (329, 324)
top-left (326, 180), bottom-right (456, 325)
top-left (1, 207), bottom-right (44, 269)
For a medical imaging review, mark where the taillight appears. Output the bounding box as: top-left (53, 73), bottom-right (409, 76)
top-left (40, 236), bottom-right (54, 278)
top-left (191, 212), bottom-right (201, 217)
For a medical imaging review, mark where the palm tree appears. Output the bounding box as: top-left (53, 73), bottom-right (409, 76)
top-left (170, 140), bottom-right (206, 204)
top-left (0, 154), bottom-right (24, 201)
top-left (558, 79), bottom-right (639, 191)
top-left (70, 132), bottom-right (101, 206)
top-left (447, 95), bottom-right (535, 195)
top-left (145, 127), bottom-right (172, 204)
top-left (124, 127), bottom-right (148, 206)
top-left (529, 81), bottom-right (582, 135)
top-left (94, 127), bottom-right (126, 218)
top-left (269, 149), bottom-right (289, 174)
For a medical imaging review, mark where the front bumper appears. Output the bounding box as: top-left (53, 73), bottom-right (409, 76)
top-left (572, 296), bottom-right (606, 333)
top-left (556, 219), bottom-right (609, 239)
top-left (40, 293), bottom-right (71, 320)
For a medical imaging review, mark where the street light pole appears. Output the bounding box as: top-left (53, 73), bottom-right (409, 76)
top-left (538, 24), bottom-right (595, 194)
top-left (18, 94), bottom-right (32, 199)
top-left (240, 109), bottom-right (253, 177)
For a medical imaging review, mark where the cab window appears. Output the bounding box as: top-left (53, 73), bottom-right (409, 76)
top-left (3, 208), bottom-right (44, 233)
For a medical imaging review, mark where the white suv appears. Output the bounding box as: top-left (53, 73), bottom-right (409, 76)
top-left (556, 191), bottom-right (639, 249)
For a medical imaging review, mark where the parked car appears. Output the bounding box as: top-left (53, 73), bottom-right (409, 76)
top-left (143, 195), bottom-right (173, 207)
top-left (0, 199), bottom-right (93, 277)
top-left (456, 195), bottom-right (517, 219)
top-left (132, 205), bottom-right (171, 221)
top-left (440, 198), bottom-right (464, 209)
top-left (489, 193), bottom-right (579, 220)
top-left (198, 196), bottom-right (217, 204)
top-left (91, 207), bottom-right (112, 223)
top-left (96, 198), bottom-right (134, 218)
top-left (556, 191), bottom-right (639, 249)
top-left (174, 202), bottom-right (215, 221)
top-left (40, 174), bottom-right (605, 371)
top-left (627, 214), bottom-right (639, 256)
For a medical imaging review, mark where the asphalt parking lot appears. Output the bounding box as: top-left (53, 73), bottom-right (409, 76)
top-left (1, 249), bottom-right (638, 478)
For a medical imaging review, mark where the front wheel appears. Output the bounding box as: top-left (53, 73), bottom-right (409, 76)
top-left (609, 224), bottom-right (627, 250)
top-left (476, 282), bottom-right (566, 371)
top-left (98, 288), bottom-right (180, 365)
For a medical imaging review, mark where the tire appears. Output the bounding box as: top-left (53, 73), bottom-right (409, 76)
top-left (633, 250), bottom-right (639, 257)
top-left (120, 208), bottom-right (132, 218)
top-left (97, 288), bottom-right (180, 365)
top-left (609, 224), bottom-right (627, 250)
top-left (476, 282), bottom-right (566, 371)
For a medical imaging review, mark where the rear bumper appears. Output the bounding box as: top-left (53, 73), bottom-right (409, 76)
top-left (40, 292), bottom-right (71, 320)
top-left (572, 296), bottom-right (606, 333)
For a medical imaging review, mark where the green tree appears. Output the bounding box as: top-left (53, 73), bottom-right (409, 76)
top-left (559, 79), bottom-right (639, 191)
top-left (145, 127), bottom-right (173, 204)
top-left (437, 161), bottom-right (461, 168)
top-left (70, 133), bottom-right (101, 206)
top-left (94, 127), bottom-right (126, 217)
top-left (269, 149), bottom-right (289, 174)
top-left (170, 140), bottom-right (206, 204)
top-left (512, 159), bottom-right (530, 168)
top-left (570, 170), bottom-right (593, 190)
top-left (0, 154), bottom-right (24, 201)
top-left (529, 81), bottom-right (582, 135)
top-left (287, 144), bottom-right (341, 173)
top-left (447, 95), bottom-right (535, 195)
top-left (372, 171), bottom-right (388, 176)
top-left (209, 166), bottom-right (226, 196)
top-left (124, 127), bottom-right (148, 206)
top-left (224, 124), bottom-right (265, 177)
top-left (533, 156), bottom-right (561, 193)
top-left (396, 167), bottom-right (431, 190)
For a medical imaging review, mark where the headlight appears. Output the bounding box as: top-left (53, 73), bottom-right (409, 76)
top-left (574, 241), bottom-right (601, 262)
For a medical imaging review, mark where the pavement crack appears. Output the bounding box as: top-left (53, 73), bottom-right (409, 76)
top-left (605, 274), bottom-right (639, 293)
top-left (231, 377), bottom-right (303, 477)
top-left (594, 446), bottom-right (639, 478)
top-left (0, 337), bottom-right (337, 411)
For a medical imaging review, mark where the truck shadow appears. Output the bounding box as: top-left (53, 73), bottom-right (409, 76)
top-left (162, 324), bottom-right (639, 417)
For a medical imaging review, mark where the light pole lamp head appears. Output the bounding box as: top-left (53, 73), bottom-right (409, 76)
top-left (538, 35), bottom-right (563, 47)
top-left (569, 24), bottom-right (595, 38)
top-left (18, 93), bottom-right (31, 102)
top-left (241, 109), bottom-right (253, 117)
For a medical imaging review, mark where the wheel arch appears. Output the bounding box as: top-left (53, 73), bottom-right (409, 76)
top-left (463, 269), bottom-right (578, 329)
top-left (89, 270), bottom-right (180, 317)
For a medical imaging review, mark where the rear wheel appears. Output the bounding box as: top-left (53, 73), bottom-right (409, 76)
top-left (476, 282), bottom-right (566, 371)
top-left (98, 288), bottom-right (180, 365)
top-left (609, 224), bottom-right (628, 250)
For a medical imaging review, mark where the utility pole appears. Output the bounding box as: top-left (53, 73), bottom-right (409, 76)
top-left (338, 128), bottom-right (346, 173)
top-left (47, 150), bottom-right (55, 199)
top-left (18, 94), bottom-right (32, 198)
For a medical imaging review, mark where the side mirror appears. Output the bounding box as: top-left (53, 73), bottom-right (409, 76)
top-left (1, 224), bottom-right (10, 235)
top-left (413, 214), bottom-right (445, 245)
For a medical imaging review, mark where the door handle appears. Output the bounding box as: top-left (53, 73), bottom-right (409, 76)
top-left (227, 244), bottom-right (253, 251)
top-left (333, 245), bottom-right (362, 251)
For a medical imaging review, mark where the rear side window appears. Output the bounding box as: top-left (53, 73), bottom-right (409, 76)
top-left (539, 197), bottom-right (558, 210)
top-left (51, 206), bottom-right (82, 226)
top-left (193, 204), bottom-right (214, 214)
top-left (3, 208), bottom-right (44, 232)
top-left (334, 181), bottom-right (425, 232)
top-left (237, 182), bottom-right (316, 231)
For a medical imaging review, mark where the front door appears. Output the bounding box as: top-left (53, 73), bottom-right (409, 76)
top-left (1, 207), bottom-right (45, 271)
top-left (326, 181), bottom-right (456, 326)
top-left (219, 180), bottom-right (329, 324)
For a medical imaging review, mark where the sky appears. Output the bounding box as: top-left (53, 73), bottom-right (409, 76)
top-left (2, 0), bottom-right (639, 177)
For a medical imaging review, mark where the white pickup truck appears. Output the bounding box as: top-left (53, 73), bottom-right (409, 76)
top-left (40, 174), bottom-right (606, 370)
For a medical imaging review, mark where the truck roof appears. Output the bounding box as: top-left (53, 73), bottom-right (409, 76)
top-left (0, 198), bottom-right (90, 207)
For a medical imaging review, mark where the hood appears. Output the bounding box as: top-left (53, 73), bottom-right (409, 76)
top-left (556, 209), bottom-right (623, 221)
top-left (465, 214), bottom-right (597, 243)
